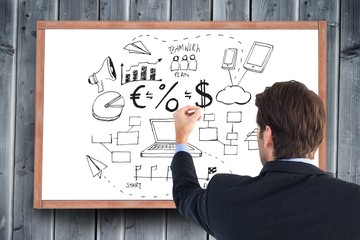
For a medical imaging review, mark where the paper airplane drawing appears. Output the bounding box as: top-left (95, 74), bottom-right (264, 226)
top-left (124, 41), bottom-right (151, 55)
top-left (86, 155), bottom-right (107, 178)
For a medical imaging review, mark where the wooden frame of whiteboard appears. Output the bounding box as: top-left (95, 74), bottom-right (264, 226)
top-left (34, 21), bottom-right (327, 209)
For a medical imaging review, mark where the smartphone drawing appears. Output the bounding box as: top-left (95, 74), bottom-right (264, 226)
top-left (222, 48), bottom-right (238, 70)
top-left (243, 42), bottom-right (273, 73)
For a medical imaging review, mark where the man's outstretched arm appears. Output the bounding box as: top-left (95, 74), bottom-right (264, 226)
top-left (171, 106), bottom-right (212, 233)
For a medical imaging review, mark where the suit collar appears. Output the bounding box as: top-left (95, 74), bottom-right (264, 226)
top-left (260, 160), bottom-right (326, 175)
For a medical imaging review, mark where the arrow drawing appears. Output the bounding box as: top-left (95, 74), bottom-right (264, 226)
top-left (146, 91), bottom-right (153, 99)
top-left (126, 58), bottom-right (162, 72)
top-left (86, 155), bottom-right (107, 179)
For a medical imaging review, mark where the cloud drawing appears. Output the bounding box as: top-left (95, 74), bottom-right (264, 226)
top-left (216, 85), bottom-right (251, 105)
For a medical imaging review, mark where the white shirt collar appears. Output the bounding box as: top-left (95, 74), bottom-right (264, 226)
top-left (278, 158), bottom-right (316, 166)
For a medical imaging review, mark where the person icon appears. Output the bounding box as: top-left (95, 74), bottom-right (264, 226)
top-left (180, 55), bottom-right (189, 71)
top-left (189, 54), bottom-right (198, 71)
top-left (171, 55), bottom-right (180, 71)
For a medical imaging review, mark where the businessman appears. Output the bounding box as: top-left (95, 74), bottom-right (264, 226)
top-left (171, 81), bottom-right (360, 240)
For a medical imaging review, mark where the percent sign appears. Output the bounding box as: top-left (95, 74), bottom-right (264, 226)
top-left (155, 82), bottom-right (179, 112)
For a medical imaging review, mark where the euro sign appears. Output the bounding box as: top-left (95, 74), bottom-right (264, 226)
top-left (195, 79), bottom-right (213, 108)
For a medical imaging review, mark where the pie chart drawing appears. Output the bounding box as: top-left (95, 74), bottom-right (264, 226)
top-left (92, 91), bottom-right (125, 121)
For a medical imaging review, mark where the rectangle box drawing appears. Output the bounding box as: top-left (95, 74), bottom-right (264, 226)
top-left (129, 116), bottom-right (141, 126)
top-left (203, 113), bottom-right (215, 121)
top-left (117, 131), bottom-right (139, 145)
top-left (227, 111), bottom-right (242, 123)
top-left (91, 134), bottom-right (112, 144)
top-left (227, 133), bottom-right (238, 140)
top-left (199, 127), bottom-right (218, 141)
top-left (224, 145), bottom-right (238, 155)
top-left (112, 151), bottom-right (131, 163)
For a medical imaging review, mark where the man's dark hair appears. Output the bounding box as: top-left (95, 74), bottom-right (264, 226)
top-left (255, 80), bottom-right (325, 159)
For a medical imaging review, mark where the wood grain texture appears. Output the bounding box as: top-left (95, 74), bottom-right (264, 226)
top-left (54, 210), bottom-right (95, 240)
top-left (99, 0), bottom-right (129, 20)
top-left (299, 0), bottom-right (340, 175)
top-left (59, 0), bottom-right (98, 20)
top-left (0, 1), bottom-right (16, 239)
top-left (97, 210), bottom-right (125, 240)
top-left (251, 0), bottom-right (298, 21)
top-left (52, 1), bottom-right (98, 240)
top-left (125, 210), bottom-right (166, 240)
top-left (130, 0), bottom-right (170, 21)
top-left (167, 210), bottom-right (207, 240)
top-left (13, 0), bottom-right (56, 239)
top-left (171, 0), bottom-right (211, 21)
top-left (213, 0), bottom-right (250, 21)
top-left (338, 0), bottom-right (360, 184)
top-left (0, 1), bottom-right (357, 240)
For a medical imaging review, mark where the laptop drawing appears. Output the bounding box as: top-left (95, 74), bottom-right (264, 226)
top-left (141, 118), bottom-right (202, 158)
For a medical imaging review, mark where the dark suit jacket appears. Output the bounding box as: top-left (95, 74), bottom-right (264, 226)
top-left (171, 151), bottom-right (360, 240)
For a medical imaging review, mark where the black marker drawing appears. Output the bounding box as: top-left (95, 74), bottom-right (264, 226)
top-left (81, 32), bottom-right (278, 200)
top-left (243, 41), bottom-right (273, 73)
top-left (122, 59), bottom-right (162, 84)
top-left (92, 91), bottom-right (125, 121)
top-left (91, 134), bottom-right (112, 144)
top-left (171, 56), bottom-right (180, 71)
top-left (155, 82), bottom-right (179, 112)
top-left (124, 41), bottom-right (151, 55)
top-left (128, 116), bottom-right (142, 130)
top-left (238, 41), bottom-right (274, 85)
top-left (91, 116), bottom-right (142, 163)
top-left (223, 111), bottom-right (242, 155)
top-left (199, 113), bottom-right (218, 141)
top-left (199, 112), bottom-right (241, 155)
top-left (135, 165), bottom-right (142, 181)
top-left (195, 79), bottom-right (213, 109)
top-left (134, 165), bottom-right (172, 182)
top-left (180, 55), bottom-right (189, 70)
top-left (150, 165), bottom-right (157, 181)
top-left (216, 85), bottom-right (251, 105)
top-left (198, 166), bottom-right (218, 181)
top-left (166, 166), bottom-right (171, 181)
top-left (244, 128), bottom-right (259, 150)
top-left (170, 54), bottom-right (198, 77)
top-left (86, 155), bottom-right (107, 179)
top-left (189, 54), bottom-right (198, 71)
top-left (130, 85), bottom-right (146, 109)
top-left (141, 118), bottom-right (202, 158)
top-left (117, 131), bottom-right (139, 145)
top-left (111, 151), bottom-right (132, 163)
top-left (207, 167), bottom-right (217, 180)
top-left (88, 57), bottom-right (116, 93)
top-left (222, 48), bottom-right (238, 70)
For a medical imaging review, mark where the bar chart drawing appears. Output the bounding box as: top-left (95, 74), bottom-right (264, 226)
top-left (121, 59), bottom-right (163, 85)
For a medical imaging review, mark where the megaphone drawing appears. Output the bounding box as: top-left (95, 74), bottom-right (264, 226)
top-left (88, 56), bottom-right (117, 93)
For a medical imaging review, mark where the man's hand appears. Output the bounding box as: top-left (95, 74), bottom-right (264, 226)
top-left (173, 105), bottom-right (202, 144)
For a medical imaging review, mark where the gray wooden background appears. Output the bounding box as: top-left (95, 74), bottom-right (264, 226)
top-left (0, 0), bottom-right (359, 239)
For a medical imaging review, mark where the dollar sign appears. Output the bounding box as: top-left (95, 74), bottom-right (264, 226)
top-left (195, 79), bottom-right (213, 108)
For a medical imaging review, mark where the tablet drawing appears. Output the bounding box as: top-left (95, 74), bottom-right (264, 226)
top-left (243, 41), bottom-right (273, 73)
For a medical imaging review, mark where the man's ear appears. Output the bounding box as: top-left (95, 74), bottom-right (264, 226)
top-left (263, 125), bottom-right (273, 148)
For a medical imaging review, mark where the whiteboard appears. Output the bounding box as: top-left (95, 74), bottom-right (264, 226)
top-left (34, 21), bottom-right (326, 208)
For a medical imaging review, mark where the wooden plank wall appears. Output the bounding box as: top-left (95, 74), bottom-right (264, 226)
top-left (0, 0), bottom-right (359, 239)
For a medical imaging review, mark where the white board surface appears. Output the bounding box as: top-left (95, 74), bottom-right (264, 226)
top-left (41, 28), bottom-right (318, 201)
